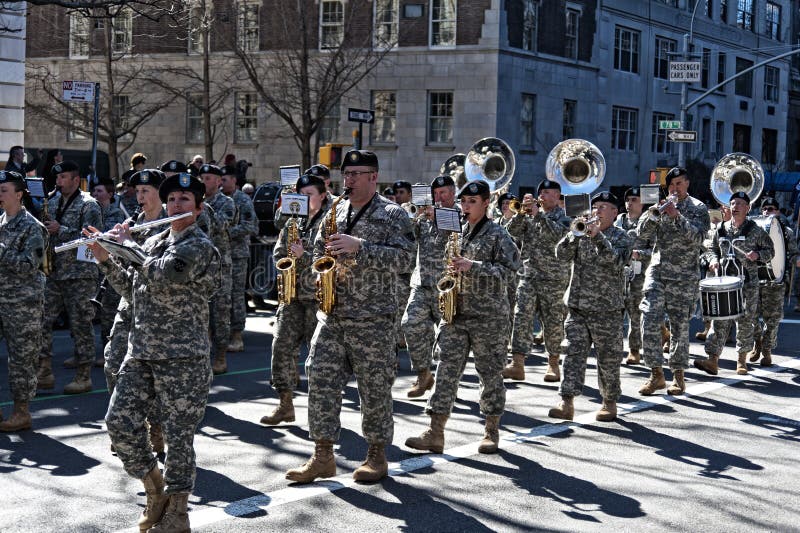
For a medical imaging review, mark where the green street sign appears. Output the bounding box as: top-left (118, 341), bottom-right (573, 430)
top-left (659, 120), bottom-right (681, 130)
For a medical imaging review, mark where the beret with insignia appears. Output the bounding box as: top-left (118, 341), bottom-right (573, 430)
top-left (457, 180), bottom-right (490, 199)
top-left (305, 164), bottom-right (330, 178)
top-left (221, 165), bottom-right (237, 176)
top-left (160, 160), bottom-right (188, 174)
top-left (536, 179), bottom-right (561, 196)
top-left (199, 164), bottom-right (222, 177)
top-left (130, 169), bottom-right (166, 189)
top-left (498, 192), bottom-right (518, 203)
top-left (730, 191), bottom-right (751, 204)
top-left (121, 169), bottom-right (137, 185)
top-left (159, 172), bottom-right (204, 203)
top-left (340, 150), bottom-right (379, 171)
top-left (624, 187), bottom-right (640, 199)
top-left (393, 180), bottom-right (412, 192)
top-left (665, 166), bottom-right (689, 186)
top-left (296, 173), bottom-right (325, 192)
top-left (0, 170), bottom-right (25, 187)
top-left (591, 191), bottom-right (619, 207)
top-left (52, 160), bottom-right (80, 176)
top-left (382, 187), bottom-right (395, 196)
top-left (761, 197), bottom-right (779, 209)
top-left (430, 174), bottom-right (455, 193)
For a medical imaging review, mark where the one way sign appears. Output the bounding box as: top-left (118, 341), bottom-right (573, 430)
top-left (668, 130), bottom-right (697, 143)
top-left (348, 108), bottom-right (375, 124)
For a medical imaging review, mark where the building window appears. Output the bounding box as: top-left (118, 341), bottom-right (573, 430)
top-left (112, 95), bottom-right (130, 135)
top-left (736, 0), bottom-right (753, 31)
top-left (237, 1), bottom-right (260, 52)
top-left (522, 0), bottom-right (538, 52)
top-left (564, 7), bottom-right (579, 59)
top-left (654, 36), bottom-right (676, 80)
top-left (427, 91), bottom-right (453, 144)
top-left (735, 57), bottom-right (753, 97)
top-left (235, 92), bottom-right (258, 143)
top-left (704, 0), bottom-right (713, 18)
top-left (733, 123), bottom-right (751, 152)
top-left (613, 26), bottom-right (640, 73)
top-left (717, 51), bottom-right (726, 86)
top-left (720, 0), bottom-right (728, 22)
top-left (701, 117), bottom-right (711, 154)
top-left (715, 120), bottom-right (724, 156)
top-left (188, 3), bottom-right (206, 54)
top-left (430, 0), bottom-right (456, 46)
top-left (112, 8), bottom-right (133, 54)
top-left (320, 0), bottom-right (344, 49)
top-left (69, 13), bottom-right (90, 58)
top-left (612, 106), bottom-right (637, 152)
top-left (764, 65), bottom-right (779, 103)
top-left (652, 112), bottom-right (674, 154)
top-left (701, 48), bottom-right (710, 88)
top-left (67, 104), bottom-right (90, 141)
top-left (765, 2), bottom-right (781, 41)
top-left (520, 94), bottom-right (535, 148)
top-left (318, 102), bottom-right (340, 145)
top-left (370, 91), bottom-right (396, 144)
top-left (563, 99), bottom-right (576, 139)
top-left (374, 0), bottom-right (398, 48)
top-left (762, 128), bottom-right (777, 165)
top-left (186, 94), bottom-right (204, 144)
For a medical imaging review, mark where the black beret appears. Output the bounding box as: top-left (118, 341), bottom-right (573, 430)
top-left (498, 192), bottom-right (518, 203)
top-left (341, 150), bottom-right (379, 171)
top-left (624, 187), bottom-right (640, 199)
top-left (159, 160), bottom-right (188, 174)
top-left (220, 165), bottom-right (237, 176)
top-left (457, 180), bottom-right (491, 199)
top-left (121, 169), bottom-right (137, 184)
top-left (430, 175), bottom-right (455, 192)
top-left (761, 197), bottom-right (780, 209)
top-left (591, 191), bottom-right (619, 206)
top-left (93, 177), bottom-right (115, 189)
top-left (665, 167), bottom-right (689, 186)
top-left (382, 187), bottom-right (395, 195)
top-left (130, 169), bottom-right (166, 189)
top-left (52, 160), bottom-right (80, 175)
top-left (392, 180), bottom-right (412, 192)
top-left (730, 191), bottom-right (751, 204)
top-left (159, 172), bottom-right (204, 203)
top-left (0, 169), bottom-right (25, 186)
top-left (537, 179), bottom-right (561, 195)
top-left (296, 174), bottom-right (326, 191)
top-left (199, 164), bottom-right (222, 176)
top-left (305, 164), bottom-right (330, 178)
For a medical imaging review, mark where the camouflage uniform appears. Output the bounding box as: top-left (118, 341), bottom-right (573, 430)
top-left (754, 224), bottom-right (799, 351)
top-left (426, 219), bottom-right (521, 416)
top-left (637, 197), bottom-right (710, 369)
top-left (704, 219), bottom-right (774, 356)
top-left (308, 193), bottom-right (415, 445)
top-left (505, 207), bottom-right (571, 356)
top-left (205, 193), bottom-right (236, 354)
top-left (227, 189), bottom-right (258, 332)
top-left (0, 208), bottom-right (46, 401)
top-left (98, 202), bottom-right (127, 341)
top-left (40, 190), bottom-right (102, 367)
top-left (615, 212), bottom-right (652, 353)
top-left (120, 194), bottom-right (139, 219)
top-left (101, 223), bottom-right (220, 494)
top-left (555, 225), bottom-right (632, 399)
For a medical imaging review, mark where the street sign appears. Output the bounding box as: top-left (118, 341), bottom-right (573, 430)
top-left (668, 130), bottom-right (697, 142)
top-left (62, 80), bottom-right (95, 102)
top-left (348, 108), bottom-right (375, 124)
top-left (659, 120), bottom-right (681, 130)
top-left (669, 61), bottom-right (701, 82)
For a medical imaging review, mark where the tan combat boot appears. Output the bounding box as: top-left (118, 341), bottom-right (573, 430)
top-left (693, 354), bottom-right (719, 375)
top-left (406, 368), bottom-right (434, 398)
top-left (62, 356), bottom-right (77, 369)
top-left (761, 348), bottom-right (772, 367)
top-left (749, 338), bottom-right (763, 362)
top-left (353, 443), bottom-right (388, 482)
top-left (638, 367), bottom-right (666, 395)
top-left (478, 415), bottom-right (501, 454)
top-left (736, 352), bottom-right (748, 375)
top-left (0, 401), bottom-right (32, 432)
top-left (501, 354), bottom-right (526, 381)
top-left (667, 368), bottom-right (686, 396)
top-left (544, 354), bottom-right (561, 382)
top-left (260, 391), bottom-right (295, 425)
top-left (64, 364), bottom-right (92, 394)
top-left (625, 349), bottom-right (641, 365)
top-left (595, 399), bottom-right (617, 422)
top-left (548, 395), bottom-right (574, 420)
top-left (147, 492), bottom-right (190, 533)
top-left (212, 348), bottom-right (227, 375)
top-left (227, 330), bottom-right (244, 352)
top-left (405, 413), bottom-right (448, 454)
top-left (37, 358), bottom-right (55, 390)
top-left (695, 320), bottom-right (711, 341)
top-left (149, 423), bottom-right (165, 454)
top-left (285, 440), bottom-right (336, 483)
top-left (138, 466), bottom-right (168, 533)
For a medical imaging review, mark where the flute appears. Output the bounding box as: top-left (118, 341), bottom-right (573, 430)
top-left (54, 212), bottom-right (193, 253)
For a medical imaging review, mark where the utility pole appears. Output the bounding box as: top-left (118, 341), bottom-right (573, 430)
top-left (677, 0), bottom-right (702, 168)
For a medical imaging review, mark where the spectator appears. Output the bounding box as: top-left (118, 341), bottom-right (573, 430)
top-left (190, 154), bottom-right (204, 174)
top-left (242, 183), bottom-right (255, 198)
top-left (42, 149), bottom-right (64, 194)
top-left (130, 153), bottom-right (147, 172)
top-left (5, 146), bottom-right (39, 175)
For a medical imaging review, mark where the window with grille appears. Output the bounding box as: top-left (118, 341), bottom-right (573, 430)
top-left (735, 57), bottom-right (753, 97)
top-left (69, 14), bottom-right (90, 58)
top-left (431, 0), bottom-right (456, 46)
top-left (374, 0), bottom-right (398, 48)
top-left (736, 0), bottom-right (753, 31)
top-left (427, 91), bottom-right (453, 144)
top-left (522, 0), bottom-right (538, 52)
top-left (653, 36), bottom-right (676, 79)
top-left (764, 66), bottom-right (779, 103)
top-left (564, 8), bottom-right (579, 59)
top-left (520, 94), bottom-right (535, 148)
top-left (235, 92), bottom-right (258, 143)
top-left (765, 2), bottom-right (781, 40)
top-left (562, 99), bottom-right (576, 140)
top-left (186, 94), bottom-right (204, 144)
top-left (612, 106), bottom-right (637, 152)
top-left (613, 26), bottom-right (639, 73)
top-left (318, 102), bottom-right (340, 145)
top-left (370, 91), bottom-right (396, 144)
top-left (112, 8), bottom-right (133, 54)
top-left (238, 2), bottom-right (260, 52)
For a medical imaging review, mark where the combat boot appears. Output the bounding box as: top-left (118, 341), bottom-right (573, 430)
top-left (285, 439), bottom-right (336, 483)
top-left (695, 320), bottom-right (711, 341)
top-left (548, 395), bottom-right (574, 420)
top-left (625, 349), bottom-right (641, 365)
top-left (405, 413), bottom-right (448, 453)
top-left (260, 391), bottom-right (295, 425)
top-left (147, 492), bottom-right (189, 533)
top-left (227, 331), bottom-right (244, 352)
top-left (62, 356), bottom-right (77, 369)
top-left (0, 401), bottom-right (32, 432)
top-left (693, 354), bottom-right (719, 375)
top-left (149, 423), bottom-right (165, 454)
top-left (544, 354), bottom-right (561, 382)
top-left (64, 364), bottom-right (92, 394)
top-left (501, 354), bottom-right (526, 380)
top-left (138, 466), bottom-right (167, 533)
top-left (478, 415), bottom-right (501, 454)
top-left (353, 443), bottom-right (388, 482)
top-left (212, 348), bottom-right (227, 375)
top-left (736, 352), bottom-right (748, 375)
top-left (595, 399), bottom-right (617, 422)
top-left (406, 368), bottom-right (434, 398)
top-left (638, 367), bottom-right (666, 395)
top-left (667, 368), bottom-right (686, 395)
top-left (761, 348), bottom-right (772, 367)
top-left (749, 338), bottom-right (762, 362)
top-left (37, 358), bottom-right (55, 390)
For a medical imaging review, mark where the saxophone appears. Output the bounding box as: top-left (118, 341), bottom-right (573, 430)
top-left (276, 214), bottom-right (300, 305)
top-left (312, 188), bottom-right (350, 313)
top-left (437, 232), bottom-right (460, 324)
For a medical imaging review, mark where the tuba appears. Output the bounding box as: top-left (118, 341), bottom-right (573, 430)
top-left (312, 188), bottom-right (350, 313)
top-left (464, 138), bottom-right (515, 192)
top-left (437, 232), bottom-right (461, 324)
top-left (545, 139), bottom-right (605, 195)
top-left (710, 153), bottom-right (764, 206)
top-left (441, 153), bottom-right (467, 189)
top-left (276, 204), bottom-right (301, 305)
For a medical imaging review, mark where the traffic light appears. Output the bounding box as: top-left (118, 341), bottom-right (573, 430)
top-left (649, 168), bottom-right (670, 186)
top-left (318, 143), bottom-right (349, 168)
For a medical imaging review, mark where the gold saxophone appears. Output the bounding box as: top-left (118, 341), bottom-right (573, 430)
top-left (312, 188), bottom-right (350, 313)
top-left (276, 214), bottom-right (300, 306)
top-left (437, 232), bottom-right (460, 324)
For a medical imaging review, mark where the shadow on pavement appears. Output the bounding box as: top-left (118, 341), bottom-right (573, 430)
top-left (0, 430), bottom-right (101, 476)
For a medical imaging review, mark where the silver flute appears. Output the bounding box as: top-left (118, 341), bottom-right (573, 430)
top-left (54, 212), bottom-right (193, 253)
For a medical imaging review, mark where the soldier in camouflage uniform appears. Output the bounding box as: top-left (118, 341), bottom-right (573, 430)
top-left (750, 198), bottom-right (800, 365)
top-left (260, 174), bottom-right (329, 426)
top-left (392, 180), bottom-right (414, 352)
top-left (548, 192), bottom-right (632, 422)
top-left (286, 150), bottom-right (415, 484)
top-left (38, 161), bottom-right (102, 394)
top-left (406, 179), bottom-right (521, 455)
top-left (221, 166), bottom-right (258, 352)
top-left (614, 187), bottom-right (652, 365)
top-left (91, 172), bottom-right (220, 533)
top-left (503, 179), bottom-right (570, 382)
top-left (0, 171), bottom-right (46, 432)
top-left (401, 175), bottom-right (459, 398)
top-left (637, 168), bottom-right (710, 396)
top-left (496, 192), bottom-right (521, 352)
top-left (696, 191), bottom-right (774, 376)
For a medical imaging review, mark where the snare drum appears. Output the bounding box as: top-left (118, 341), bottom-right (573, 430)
top-left (699, 276), bottom-right (744, 320)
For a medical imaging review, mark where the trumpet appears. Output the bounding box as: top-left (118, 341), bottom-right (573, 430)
top-left (571, 215), bottom-right (599, 237)
top-left (54, 212), bottom-right (193, 253)
top-left (648, 193), bottom-right (679, 217)
top-left (509, 198), bottom-right (541, 215)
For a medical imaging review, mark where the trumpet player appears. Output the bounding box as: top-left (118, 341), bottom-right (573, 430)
top-left (637, 167), bottom-right (709, 396)
top-left (406, 180), bottom-right (521, 455)
top-left (392, 180), bottom-right (412, 205)
top-left (548, 192), bottom-right (632, 422)
top-left (261, 173), bottom-right (329, 426)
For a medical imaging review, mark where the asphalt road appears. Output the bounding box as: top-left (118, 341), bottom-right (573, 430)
top-left (1, 304), bottom-right (799, 532)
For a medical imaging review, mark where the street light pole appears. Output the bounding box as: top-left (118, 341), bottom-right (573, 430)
top-left (678, 1), bottom-right (703, 168)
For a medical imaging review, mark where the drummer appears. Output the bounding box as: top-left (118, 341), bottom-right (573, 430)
top-left (696, 191), bottom-right (774, 377)
top-left (749, 197), bottom-right (799, 366)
